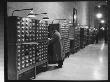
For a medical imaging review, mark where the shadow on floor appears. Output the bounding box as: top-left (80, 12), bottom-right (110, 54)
top-left (47, 65), bottom-right (59, 71)
top-left (36, 65), bottom-right (59, 75)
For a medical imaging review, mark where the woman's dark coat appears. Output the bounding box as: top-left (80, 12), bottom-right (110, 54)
top-left (48, 31), bottom-right (64, 62)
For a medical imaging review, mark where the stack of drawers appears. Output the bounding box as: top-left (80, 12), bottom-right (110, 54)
top-left (35, 20), bottom-right (48, 65)
top-left (69, 24), bottom-right (74, 39)
top-left (86, 28), bottom-right (90, 45)
top-left (80, 27), bottom-right (84, 49)
top-left (17, 44), bottom-right (36, 71)
top-left (35, 21), bottom-right (48, 42)
top-left (74, 26), bottom-right (80, 52)
top-left (7, 16), bottom-right (48, 80)
top-left (63, 39), bottom-right (70, 53)
top-left (17, 17), bottom-right (36, 43)
top-left (16, 17), bottom-right (36, 72)
top-left (83, 28), bottom-right (88, 46)
top-left (36, 42), bottom-right (48, 63)
top-left (60, 23), bottom-right (70, 54)
top-left (89, 27), bottom-right (95, 44)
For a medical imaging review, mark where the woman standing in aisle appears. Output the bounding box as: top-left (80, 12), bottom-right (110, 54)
top-left (48, 29), bottom-right (65, 68)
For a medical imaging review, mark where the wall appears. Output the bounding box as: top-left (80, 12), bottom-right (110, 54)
top-left (87, 1), bottom-right (96, 27)
top-left (7, 2), bottom-right (75, 24)
top-left (7, 1), bottom-right (97, 27)
top-left (92, 1), bottom-right (108, 29)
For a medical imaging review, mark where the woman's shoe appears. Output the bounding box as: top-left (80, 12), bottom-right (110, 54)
top-left (57, 65), bottom-right (62, 68)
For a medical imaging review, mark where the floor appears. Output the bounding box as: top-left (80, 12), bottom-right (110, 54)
top-left (0, 30), bottom-right (4, 82)
top-left (0, 40), bottom-right (108, 81)
top-left (34, 40), bottom-right (108, 80)
top-left (0, 55), bottom-right (4, 82)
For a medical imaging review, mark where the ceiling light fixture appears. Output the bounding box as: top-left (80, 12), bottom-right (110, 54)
top-left (12, 8), bottom-right (33, 16)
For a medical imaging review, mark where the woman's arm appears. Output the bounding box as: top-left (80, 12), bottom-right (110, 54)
top-left (48, 33), bottom-right (58, 45)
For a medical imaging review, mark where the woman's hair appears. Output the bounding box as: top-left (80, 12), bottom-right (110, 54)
top-left (53, 30), bottom-right (58, 33)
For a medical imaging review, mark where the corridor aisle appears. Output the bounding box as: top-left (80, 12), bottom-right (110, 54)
top-left (34, 41), bottom-right (108, 80)
top-left (0, 55), bottom-right (4, 82)
top-left (0, 24), bottom-right (4, 82)
top-left (0, 37), bottom-right (4, 82)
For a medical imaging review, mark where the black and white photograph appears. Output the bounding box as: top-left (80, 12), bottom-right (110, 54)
top-left (0, 0), bottom-right (4, 82)
top-left (5, 1), bottom-right (108, 80)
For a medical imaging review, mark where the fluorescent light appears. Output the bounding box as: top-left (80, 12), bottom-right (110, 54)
top-left (43, 17), bottom-right (49, 19)
top-left (27, 14), bottom-right (36, 18)
top-left (96, 13), bottom-right (102, 19)
top-left (98, 5), bottom-right (101, 8)
top-left (100, 20), bottom-right (105, 23)
top-left (27, 10), bottom-right (36, 18)
top-left (101, 27), bottom-right (105, 30)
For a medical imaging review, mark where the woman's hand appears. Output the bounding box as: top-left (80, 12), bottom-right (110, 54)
top-left (48, 38), bottom-right (51, 40)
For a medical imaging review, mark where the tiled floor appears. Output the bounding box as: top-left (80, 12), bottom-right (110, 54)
top-left (34, 40), bottom-right (108, 80)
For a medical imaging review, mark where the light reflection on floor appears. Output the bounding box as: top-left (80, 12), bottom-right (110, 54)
top-left (1, 40), bottom-right (107, 80)
top-left (0, 47), bottom-right (4, 82)
top-left (34, 41), bottom-right (108, 80)
top-left (0, 37), bottom-right (4, 82)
